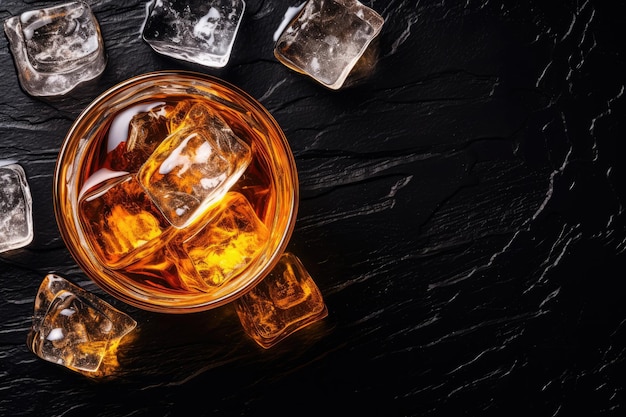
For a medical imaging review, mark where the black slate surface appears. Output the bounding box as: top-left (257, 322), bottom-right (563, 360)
top-left (1, 1), bottom-right (625, 416)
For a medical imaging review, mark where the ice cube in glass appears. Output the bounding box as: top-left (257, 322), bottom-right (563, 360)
top-left (137, 104), bottom-right (252, 228)
top-left (0, 162), bottom-right (33, 253)
top-left (3, 1), bottom-right (106, 97)
top-left (105, 102), bottom-right (171, 173)
top-left (175, 191), bottom-right (269, 289)
top-left (78, 174), bottom-right (170, 269)
top-left (142, 0), bottom-right (245, 68)
top-left (274, 0), bottom-right (384, 90)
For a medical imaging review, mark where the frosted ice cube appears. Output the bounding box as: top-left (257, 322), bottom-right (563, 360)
top-left (274, 0), bottom-right (384, 90)
top-left (78, 173), bottom-right (171, 269)
top-left (27, 274), bottom-right (137, 375)
top-left (137, 103), bottom-right (252, 228)
top-left (176, 192), bottom-right (269, 289)
top-left (3, 1), bottom-right (106, 97)
top-left (142, 0), bottom-right (245, 68)
top-left (0, 162), bottom-right (33, 253)
top-left (235, 252), bottom-right (328, 349)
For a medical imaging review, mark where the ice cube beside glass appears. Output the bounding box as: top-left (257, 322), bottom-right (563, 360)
top-left (236, 252), bottom-right (328, 349)
top-left (0, 162), bottom-right (34, 253)
top-left (27, 274), bottom-right (137, 376)
top-left (274, 0), bottom-right (384, 90)
top-left (3, 1), bottom-right (106, 97)
top-left (142, 0), bottom-right (246, 68)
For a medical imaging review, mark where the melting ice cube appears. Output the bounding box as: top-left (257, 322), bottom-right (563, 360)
top-left (174, 191), bottom-right (269, 289)
top-left (27, 274), bottom-right (137, 375)
top-left (274, 0), bottom-right (384, 90)
top-left (105, 102), bottom-right (170, 172)
top-left (235, 252), bottom-right (328, 349)
top-left (137, 103), bottom-right (252, 228)
top-left (3, 1), bottom-right (106, 97)
top-left (142, 0), bottom-right (245, 68)
top-left (79, 174), bottom-right (171, 269)
top-left (0, 162), bottom-right (33, 253)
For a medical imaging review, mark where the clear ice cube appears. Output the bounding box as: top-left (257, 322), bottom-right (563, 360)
top-left (174, 191), bottom-right (269, 289)
top-left (79, 174), bottom-right (171, 269)
top-left (235, 252), bottom-right (328, 349)
top-left (27, 274), bottom-right (137, 375)
top-left (0, 162), bottom-right (34, 253)
top-left (3, 1), bottom-right (106, 97)
top-left (137, 103), bottom-right (252, 228)
top-left (274, 0), bottom-right (384, 90)
top-left (105, 102), bottom-right (171, 172)
top-left (142, 0), bottom-right (245, 68)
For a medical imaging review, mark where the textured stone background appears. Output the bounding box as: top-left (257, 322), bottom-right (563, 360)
top-left (1, 1), bottom-right (624, 415)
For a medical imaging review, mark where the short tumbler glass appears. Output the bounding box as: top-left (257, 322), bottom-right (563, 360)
top-left (54, 71), bottom-right (298, 313)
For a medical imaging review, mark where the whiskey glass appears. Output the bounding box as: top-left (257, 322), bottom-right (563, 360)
top-left (54, 71), bottom-right (298, 313)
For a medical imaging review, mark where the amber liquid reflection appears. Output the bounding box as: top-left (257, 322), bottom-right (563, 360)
top-left (76, 96), bottom-right (278, 297)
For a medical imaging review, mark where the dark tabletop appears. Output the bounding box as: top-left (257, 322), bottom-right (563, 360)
top-left (1, 1), bottom-right (625, 416)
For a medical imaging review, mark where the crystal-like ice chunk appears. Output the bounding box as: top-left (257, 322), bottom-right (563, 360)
top-left (0, 162), bottom-right (33, 253)
top-left (137, 103), bottom-right (252, 228)
top-left (235, 252), bottom-right (328, 349)
top-left (3, 1), bottom-right (106, 97)
top-left (79, 174), bottom-right (171, 269)
top-left (274, 0), bottom-right (384, 90)
top-left (105, 102), bottom-right (170, 172)
top-left (142, 0), bottom-right (245, 68)
top-left (27, 274), bottom-right (137, 375)
top-left (177, 191), bottom-right (269, 289)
